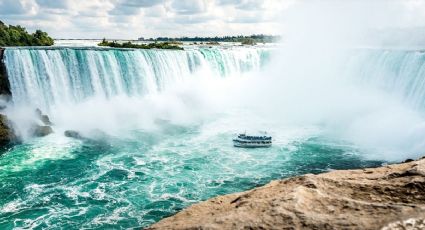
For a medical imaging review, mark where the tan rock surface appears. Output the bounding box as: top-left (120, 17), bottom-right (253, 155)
top-left (147, 158), bottom-right (425, 230)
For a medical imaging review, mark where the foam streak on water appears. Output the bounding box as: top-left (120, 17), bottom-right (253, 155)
top-left (0, 46), bottom-right (394, 229)
top-left (0, 122), bottom-right (382, 229)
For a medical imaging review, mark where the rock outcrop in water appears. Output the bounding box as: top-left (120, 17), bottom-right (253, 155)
top-left (0, 114), bottom-right (18, 145)
top-left (0, 50), bottom-right (53, 140)
top-left (0, 108), bottom-right (54, 144)
top-left (148, 157), bottom-right (425, 230)
top-left (31, 109), bottom-right (53, 137)
top-left (31, 125), bottom-right (53, 137)
top-left (64, 130), bottom-right (83, 139)
top-left (35, 108), bottom-right (53, 126)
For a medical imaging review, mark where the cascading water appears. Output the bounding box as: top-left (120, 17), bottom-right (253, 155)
top-left (4, 47), bottom-right (268, 110)
top-left (345, 49), bottom-right (425, 110)
top-left (2, 0), bottom-right (423, 228)
top-left (1, 44), bottom-right (417, 229)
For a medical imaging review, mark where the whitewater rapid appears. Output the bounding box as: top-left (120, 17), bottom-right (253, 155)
top-left (2, 45), bottom-right (425, 229)
top-left (4, 46), bottom-right (425, 159)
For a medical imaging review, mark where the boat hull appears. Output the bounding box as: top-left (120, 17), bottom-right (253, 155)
top-left (233, 140), bottom-right (272, 148)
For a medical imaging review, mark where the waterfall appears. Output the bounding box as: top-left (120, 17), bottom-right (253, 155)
top-left (345, 49), bottom-right (425, 110)
top-left (6, 46), bottom-right (425, 112)
top-left (4, 47), bottom-right (269, 110)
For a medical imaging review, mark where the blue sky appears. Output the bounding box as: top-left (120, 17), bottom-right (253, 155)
top-left (0, 0), bottom-right (286, 39)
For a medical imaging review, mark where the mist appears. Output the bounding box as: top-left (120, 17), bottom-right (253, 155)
top-left (5, 1), bottom-right (425, 229)
top-left (5, 1), bottom-right (425, 162)
top-left (234, 0), bottom-right (425, 161)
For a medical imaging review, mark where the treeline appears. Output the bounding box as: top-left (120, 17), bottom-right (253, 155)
top-left (140, 34), bottom-right (280, 43)
top-left (0, 21), bottom-right (54, 47)
top-left (98, 39), bottom-right (183, 50)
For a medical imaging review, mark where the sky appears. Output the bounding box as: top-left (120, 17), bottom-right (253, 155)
top-left (0, 0), bottom-right (288, 39)
top-left (1, 0), bottom-right (425, 40)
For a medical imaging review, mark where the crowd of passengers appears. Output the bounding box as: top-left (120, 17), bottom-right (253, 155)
top-left (233, 139), bottom-right (272, 144)
top-left (237, 134), bottom-right (272, 140)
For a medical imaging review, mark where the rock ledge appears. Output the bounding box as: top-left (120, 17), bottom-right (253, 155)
top-left (147, 157), bottom-right (425, 230)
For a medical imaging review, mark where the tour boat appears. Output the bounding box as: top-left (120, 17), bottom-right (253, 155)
top-left (233, 133), bottom-right (272, 148)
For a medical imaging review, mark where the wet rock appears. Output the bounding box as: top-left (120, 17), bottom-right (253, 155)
top-left (35, 108), bottom-right (53, 125)
top-left (0, 48), bottom-right (12, 100)
top-left (64, 130), bottom-right (83, 139)
top-left (40, 115), bottom-right (52, 126)
top-left (32, 125), bottom-right (53, 137)
top-left (30, 108), bottom-right (54, 137)
top-left (404, 158), bottom-right (414, 163)
top-left (0, 113), bottom-right (18, 145)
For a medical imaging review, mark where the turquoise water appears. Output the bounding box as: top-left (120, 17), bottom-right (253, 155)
top-left (4, 47), bottom-right (268, 109)
top-left (3, 45), bottom-right (417, 229)
top-left (0, 121), bottom-right (382, 229)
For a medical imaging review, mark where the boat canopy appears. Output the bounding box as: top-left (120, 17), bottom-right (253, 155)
top-left (237, 134), bottom-right (272, 140)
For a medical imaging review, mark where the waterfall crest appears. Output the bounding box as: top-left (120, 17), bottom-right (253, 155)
top-left (4, 47), bottom-right (269, 109)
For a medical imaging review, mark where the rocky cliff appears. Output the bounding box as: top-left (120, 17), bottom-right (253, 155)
top-left (148, 157), bottom-right (425, 230)
top-left (0, 48), bottom-right (11, 99)
top-left (0, 48), bottom-right (14, 146)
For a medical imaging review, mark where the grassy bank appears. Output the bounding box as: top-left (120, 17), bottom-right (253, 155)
top-left (98, 39), bottom-right (183, 50)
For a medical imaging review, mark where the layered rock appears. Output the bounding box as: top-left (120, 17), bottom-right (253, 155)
top-left (148, 157), bottom-right (425, 230)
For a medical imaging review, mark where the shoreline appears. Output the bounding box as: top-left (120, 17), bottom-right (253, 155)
top-left (147, 157), bottom-right (425, 229)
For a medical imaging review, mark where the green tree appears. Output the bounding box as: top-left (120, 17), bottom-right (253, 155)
top-left (0, 22), bottom-right (54, 47)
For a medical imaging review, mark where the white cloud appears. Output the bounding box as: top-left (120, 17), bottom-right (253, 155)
top-left (35, 0), bottom-right (70, 9)
top-left (171, 0), bottom-right (210, 15)
top-left (2, 0), bottom-right (423, 39)
top-left (0, 0), bottom-right (287, 38)
top-left (0, 0), bottom-right (38, 15)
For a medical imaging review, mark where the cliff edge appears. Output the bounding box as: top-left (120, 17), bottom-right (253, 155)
top-left (0, 48), bottom-right (12, 98)
top-left (148, 157), bottom-right (425, 230)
